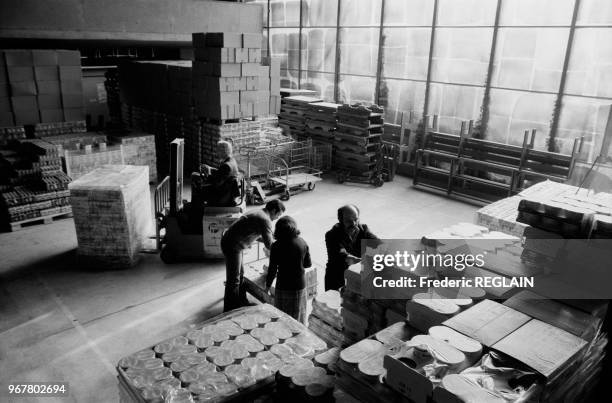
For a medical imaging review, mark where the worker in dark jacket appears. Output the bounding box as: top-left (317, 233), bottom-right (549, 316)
top-left (221, 199), bottom-right (286, 312)
top-left (324, 204), bottom-right (380, 291)
top-left (203, 140), bottom-right (240, 206)
top-left (266, 216), bottom-right (312, 324)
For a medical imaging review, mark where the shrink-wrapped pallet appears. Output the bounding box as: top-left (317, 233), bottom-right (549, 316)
top-left (69, 165), bottom-right (152, 268)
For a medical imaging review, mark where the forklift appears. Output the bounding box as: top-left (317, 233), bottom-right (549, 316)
top-left (155, 139), bottom-right (245, 263)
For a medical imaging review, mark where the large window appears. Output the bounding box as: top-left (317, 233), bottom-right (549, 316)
top-left (248, 0), bottom-right (612, 160)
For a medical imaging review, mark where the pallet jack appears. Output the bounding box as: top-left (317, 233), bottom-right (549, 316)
top-left (154, 139), bottom-right (245, 263)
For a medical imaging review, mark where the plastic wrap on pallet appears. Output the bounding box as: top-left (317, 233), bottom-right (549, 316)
top-left (69, 165), bottom-right (152, 268)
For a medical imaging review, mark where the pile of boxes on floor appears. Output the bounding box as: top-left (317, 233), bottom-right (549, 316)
top-left (327, 221), bottom-right (607, 403)
top-left (69, 165), bottom-right (152, 269)
top-left (116, 31), bottom-right (282, 175)
top-left (192, 32), bottom-right (281, 121)
top-left (0, 137), bottom-right (72, 230)
top-left (117, 304), bottom-right (339, 402)
top-left (0, 49), bottom-right (84, 126)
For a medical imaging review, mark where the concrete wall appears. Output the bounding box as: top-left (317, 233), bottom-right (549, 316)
top-left (0, 0), bottom-right (262, 44)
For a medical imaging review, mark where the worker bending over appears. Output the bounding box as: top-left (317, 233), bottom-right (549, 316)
top-left (324, 204), bottom-right (380, 291)
top-left (221, 199), bottom-right (286, 312)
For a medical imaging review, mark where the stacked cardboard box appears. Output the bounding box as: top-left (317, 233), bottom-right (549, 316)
top-left (192, 32), bottom-right (270, 121)
top-left (0, 138), bottom-right (72, 229)
top-left (1, 49), bottom-right (84, 125)
top-left (64, 145), bottom-right (124, 181)
top-left (69, 165), bottom-right (152, 268)
top-left (262, 56), bottom-right (281, 115)
top-left (113, 133), bottom-right (157, 183)
top-left (0, 126), bottom-right (26, 146)
top-left (33, 120), bottom-right (87, 138)
top-left (279, 96), bottom-right (322, 138)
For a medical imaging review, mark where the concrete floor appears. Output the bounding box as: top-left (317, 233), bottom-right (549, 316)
top-left (0, 175), bottom-right (478, 402)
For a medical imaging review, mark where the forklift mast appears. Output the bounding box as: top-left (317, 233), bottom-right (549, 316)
top-left (169, 138), bottom-right (184, 215)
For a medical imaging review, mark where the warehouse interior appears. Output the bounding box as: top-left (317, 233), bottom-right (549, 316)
top-left (1, 1), bottom-right (611, 403)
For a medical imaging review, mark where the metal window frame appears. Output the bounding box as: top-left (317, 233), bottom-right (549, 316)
top-left (262, 0), bottom-right (610, 154)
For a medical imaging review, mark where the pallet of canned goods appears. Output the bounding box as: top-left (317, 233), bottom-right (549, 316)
top-left (116, 304), bottom-right (337, 403)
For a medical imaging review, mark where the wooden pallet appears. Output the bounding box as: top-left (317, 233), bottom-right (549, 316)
top-left (9, 209), bottom-right (73, 232)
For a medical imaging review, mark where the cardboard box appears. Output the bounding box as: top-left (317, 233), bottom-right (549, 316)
top-left (241, 63), bottom-right (261, 77)
top-left (4, 50), bottom-right (33, 66)
top-left (10, 81), bottom-right (37, 96)
top-left (32, 50), bottom-right (58, 66)
top-left (35, 66), bottom-right (59, 81)
top-left (192, 33), bottom-right (207, 48)
top-left (240, 103), bottom-right (255, 117)
top-left (248, 48), bottom-right (262, 63)
top-left (61, 80), bottom-right (83, 94)
top-left (37, 80), bottom-right (61, 95)
top-left (258, 90), bottom-right (270, 102)
top-left (59, 66), bottom-right (81, 81)
top-left (57, 50), bottom-right (80, 66)
top-left (240, 90), bottom-right (259, 104)
top-left (205, 33), bottom-right (242, 48)
top-left (64, 108), bottom-right (85, 121)
top-left (235, 48), bottom-right (248, 63)
top-left (212, 63), bottom-right (241, 77)
top-left (192, 61), bottom-right (213, 77)
top-left (255, 101), bottom-right (269, 116)
top-left (7, 66), bottom-right (34, 82)
top-left (443, 300), bottom-right (531, 347)
top-left (0, 111), bottom-right (14, 127)
top-left (259, 65), bottom-right (270, 77)
top-left (37, 94), bottom-right (62, 109)
top-left (11, 95), bottom-right (38, 111)
top-left (492, 319), bottom-right (587, 379)
top-left (14, 109), bottom-right (40, 125)
top-left (242, 33), bottom-right (263, 48)
top-left (40, 109), bottom-right (64, 123)
top-left (218, 91), bottom-right (239, 105)
top-left (0, 96), bottom-right (11, 112)
top-left (257, 76), bottom-right (269, 91)
top-left (237, 77), bottom-right (247, 91)
top-left (270, 78), bottom-right (281, 94)
top-left (194, 48), bottom-right (235, 63)
top-left (62, 94), bottom-right (83, 108)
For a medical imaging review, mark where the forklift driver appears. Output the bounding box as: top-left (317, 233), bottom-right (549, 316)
top-left (200, 140), bottom-right (240, 207)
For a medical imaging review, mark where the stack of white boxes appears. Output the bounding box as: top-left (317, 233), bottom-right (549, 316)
top-left (192, 32), bottom-right (273, 121)
top-left (69, 165), bottom-right (152, 268)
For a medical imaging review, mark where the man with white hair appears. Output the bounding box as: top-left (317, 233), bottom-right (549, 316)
top-left (202, 140), bottom-right (240, 206)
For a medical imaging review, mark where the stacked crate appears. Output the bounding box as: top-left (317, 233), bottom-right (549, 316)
top-left (308, 290), bottom-right (349, 348)
top-left (69, 165), bottom-right (152, 268)
top-left (0, 138), bottom-right (72, 230)
top-left (33, 120), bottom-right (87, 138)
top-left (304, 102), bottom-right (338, 143)
top-left (0, 126), bottom-right (26, 147)
top-left (192, 32), bottom-right (269, 121)
top-left (2, 49), bottom-right (84, 125)
top-left (334, 104), bottom-right (384, 177)
top-left (279, 96), bottom-right (322, 138)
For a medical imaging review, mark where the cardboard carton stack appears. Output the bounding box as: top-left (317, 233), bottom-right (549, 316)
top-left (262, 56), bottom-right (281, 115)
top-left (0, 138), bottom-right (72, 230)
top-left (2, 49), bottom-right (84, 126)
top-left (33, 120), bottom-right (87, 138)
top-left (192, 32), bottom-right (270, 121)
top-left (113, 133), bottom-right (157, 183)
top-left (69, 165), bottom-right (152, 268)
top-left (279, 95), bottom-right (322, 138)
